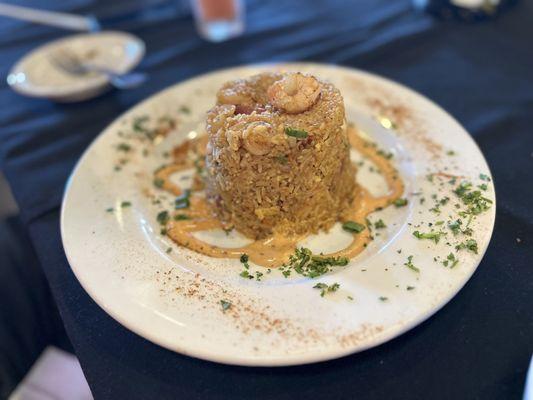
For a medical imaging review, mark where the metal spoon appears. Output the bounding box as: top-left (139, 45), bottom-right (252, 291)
top-left (50, 49), bottom-right (147, 90)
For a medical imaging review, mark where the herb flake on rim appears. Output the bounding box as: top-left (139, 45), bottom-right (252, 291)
top-left (413, 230), bottom-right (444, 244)
top-left (404, 255), bottom-right (420, 273)
top-left (220, 300), bottom-right (232, 312)
top-left (313, 282), bottom-right (340, 297)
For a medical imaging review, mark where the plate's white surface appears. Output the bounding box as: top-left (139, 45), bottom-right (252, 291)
top-left (61, 63), bottom-right (495, 366)
top-left (8, 31), bottom-right (144, 102)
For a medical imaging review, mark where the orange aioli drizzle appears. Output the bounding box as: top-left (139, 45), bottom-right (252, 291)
top-left (159, 127), bottom-right (404, 268)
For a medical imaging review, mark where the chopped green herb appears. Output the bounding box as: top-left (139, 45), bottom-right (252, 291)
top-left (133, 116), bottom-right (149, 132)
top-left (239, 270), bottom-right (253, 279)
top-left (175, 190), bottom-right (191, 209)
top-left (379, 296), bottom-right (388, 302)
top-left (220, 299), bottom-right (232, 312)
top-left (442, 252), bottom-right (459, 268)
top-left (374, 219), bottom-right (387, 229)
top-left (121, 201), bottom-right (131, 208)
top-left (347, 295), bottom-right (354, 301)
top-left (153, 178), bottom-right (164, 188)
top-left (413, 230), bottom-right (444, 244)
top-left (404, 255), bottom-right (420, 273)
top-left (179, 105), bottom-right (191, 114)
top-left (448, 219), bottom-right (462, 235)
top-left (106, 207), bottom-right (114, 213)
top-left (255, 271), bottom-right (264, 281)
top-left (479, 173), bottom-right (491, 182)
top-left (454, 182), bottom-right (492, 216)
top-left (282, 247), bottom-right (348, 278)
top-left (393, 198), bottom-right (408, 207)
top-left (156, 211), bottom-right (169, 225)
top-left (455, 239), bottom-right (478, 254)
top-left (285, 127), bottom-right (308, 139)
top-left (377, 149), bottom-right (394, 159)
top-left (447, 150), bottom-right (456, 156)
top-left (313, 282), bottom-right (340, 297)
top-left (160, 228), bottom-right (167, 235)
top-left (166, 247), bottom-right (172, 254)
top-left (342, 221), bottom-right (366, 233)
top-left (407, 286), bottom-right (415, 291)
top-left (116, 143), bottom-right (131, 152)
top-left (174, 214), bottom-right (190, 221)
top-left (240, 253), bottom-right (250, 269)
top-left (478, 183), bottom-right (488, 191)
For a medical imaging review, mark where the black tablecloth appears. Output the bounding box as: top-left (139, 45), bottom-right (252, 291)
top-left (1, 1), bottom-right (532, 399)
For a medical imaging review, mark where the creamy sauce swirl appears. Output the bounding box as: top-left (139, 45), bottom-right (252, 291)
top-left (157, 127), bottom-right (403, 268)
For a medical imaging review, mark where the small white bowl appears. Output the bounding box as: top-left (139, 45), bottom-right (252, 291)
top-left (7, 31), bottom-right (145, 102)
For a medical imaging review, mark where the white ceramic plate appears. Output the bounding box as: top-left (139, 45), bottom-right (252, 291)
top-left (61, 63), bottom-right (495, 366)
top-left (8, 31), bottom-right (144, 102)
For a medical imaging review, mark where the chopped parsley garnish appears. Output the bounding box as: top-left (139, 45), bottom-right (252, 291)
top-left (448, 219), bottom-right (462, 235)
top-left (347, 295), bottom-right (354, 301)
top-left (121, 201), bottom-right (131, 208)
top-left (255, 271), bottom-right (264, 281)
top-left (393, 198), bottom-right (408, 207)
top-left (179, 105), bottom-right (191, 114)
top-left (174, 214), bottom-right (190, 221)
top-left (166, 247), bottom-right (172, 254)
top-left (156, 211), bottom-right (169, 225)
top-left (479, 173), bottom-right (491, 182)
top-left (407, 286), bottom-right (415, 291)
top-left (478, 183), bottom-right (488, 191)
top-left (404, 255), bottom-right (420, 273)
top-left (220, 299), bottom-right (232, 312)
top-left (116, 143), bottom-right (131, 152)
top-left (313, 282), bottom-right (340, 297)
top-left (442, 252), bottom-right (459, 268)
top-left (453, 182), bottom-right (492, 216)
top-left (239, 270), bottom-right (253, 279)
top-left (153, 178), bottom-right (164, 188)
top-left (455, 239), bottom-right (478, 254)
top-left (447, 150), bottom-right (456, 156)
top-left (106, 207), bottom-right (114, 213)
top-left (282, 247), bottom-right (348, 278)
top-left (413, 230), bottom-right (444, 244)
top-left (374, 219), bottom-right (387, 229)
top-left (175, 190), bottom-right (191, 209)
top-left (342, 221), bottom-right (366, 233)
top-left (284, 127), bottom-right (308, 139)
top-left (132, 116), bottom-right (149, 132)
top-left (379, 296), bottom-right (388, 302)
top-left (377, 149), bottom-right (394, 159)
top-left (238, 254), bottom-right (253, 278)
top-left (240, 253), bottom-right (250, 268)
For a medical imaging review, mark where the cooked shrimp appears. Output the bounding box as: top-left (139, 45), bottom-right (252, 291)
top-left (267, 72), bottom-right (321, 114)
top-left (242, 121), bottom-right (273, 155)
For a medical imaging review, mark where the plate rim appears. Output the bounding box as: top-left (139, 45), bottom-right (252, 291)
top-left (8, 30), bottom-right (145, 99)
top-left (60, 62), bottom-right (496, 366)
